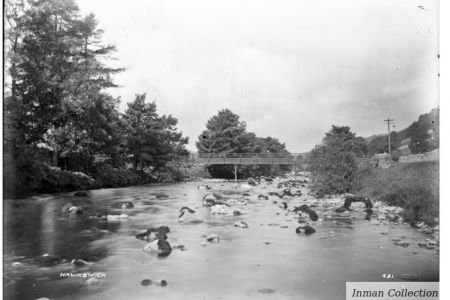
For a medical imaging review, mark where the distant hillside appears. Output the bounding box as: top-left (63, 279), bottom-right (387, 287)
top-left (366, 108), bottom-right (439, 155)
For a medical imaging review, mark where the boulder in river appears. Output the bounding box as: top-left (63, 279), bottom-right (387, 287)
top-left (343, 195), bottom-right (373, 210)
top-left (71, 258), bottom-right (89, 268)
top-left (206, 234), bottom-right (220, 243)
top-left (393, 240), bottom-right (410, 247)
top-left (68, 206), bottom-right (83, 214)
top-left (143, 239), bottom-right (172, 257)
top-left (293, 205), bottom-right (318, 221)
top-left (136, 226), bottom-right (170, 241)
top-left (233, 210), bottom-right (242, 216)
top-left (203, 193), bottom-right (224, 206)
top-left (295, 225), bottom-right (316, 235)
top-left (36, 254), bottom-right (62, 267)
top-left (157, 280), bottom-right (168, 286)
top-left (141, 279), bottom-right (152, 286)
top-left (178, 206), bottom-right (197, 221)
top-left (234, 221), bottom-right (248, 228)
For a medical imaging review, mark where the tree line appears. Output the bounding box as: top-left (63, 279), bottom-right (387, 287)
top-left (4, 0), bottom-right (437, 198)
top-left (196, 109), bottom-right (291, 179)
top-left (4, 0), bottom-right (188, 197)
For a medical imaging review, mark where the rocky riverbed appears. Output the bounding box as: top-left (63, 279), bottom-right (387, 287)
top-left (3, 173), bottom-right (439, 300)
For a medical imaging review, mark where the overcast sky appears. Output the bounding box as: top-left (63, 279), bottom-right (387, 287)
top-left (77, 0), bottom-right (439, 153)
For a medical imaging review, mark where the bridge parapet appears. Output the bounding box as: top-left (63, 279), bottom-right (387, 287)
top-left (189, 152), bottom-right (307, 165)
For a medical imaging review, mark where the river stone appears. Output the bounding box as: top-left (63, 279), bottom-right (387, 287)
top-left (206, 234), bottom-right (219, 242)
top-left (141, 279), bottom-right (152, 286)
top-left (36, 254), bottom-right (62, 267)
top-left (68, 206), bottom-right (83, 214)
top-left (158, 280), bottom-right (168, 286)
top-left (234, 221), bottom-right (248, 228)
top-left (296, 225), bottom-right (316, 235)
top-left (393, 241), bottom-right (409, 247)
top-left (71, 258), bottom-right (89, 268)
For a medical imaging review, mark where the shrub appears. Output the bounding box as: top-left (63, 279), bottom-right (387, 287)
top-left (4, 159), bottom-right (96, 198)
top-left (308, 126), bottom-right (367, 197)
top-left (93, 164), bottom-right (156, 188)
top-left (352, 161), bottom-right (439, 226)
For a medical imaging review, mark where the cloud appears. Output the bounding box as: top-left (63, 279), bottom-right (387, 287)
top-left (77, 0), bottom-right (439, 152)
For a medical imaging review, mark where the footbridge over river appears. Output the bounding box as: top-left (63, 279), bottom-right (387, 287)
top-left (180, 152), bottom-right (310, 180)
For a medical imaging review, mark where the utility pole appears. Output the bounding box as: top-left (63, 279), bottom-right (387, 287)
top-left (384, 118), bottom-right (394, 157)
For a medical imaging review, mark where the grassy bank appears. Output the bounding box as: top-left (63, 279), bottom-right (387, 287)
top-left (352, 161), bottom-right (439, 226)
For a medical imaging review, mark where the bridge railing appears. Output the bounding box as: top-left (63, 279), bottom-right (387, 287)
top-left (192, 152), bottom-right (307, 165)
top-left (198, 153), bottom-right (296, 158)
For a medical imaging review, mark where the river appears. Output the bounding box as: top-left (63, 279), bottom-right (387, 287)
top-left (3, 175), bottom-right (439, 300)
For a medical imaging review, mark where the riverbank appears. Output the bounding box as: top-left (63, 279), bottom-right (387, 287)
top-left (352, 161), bottom-right (439, 227)
top-left (2, 161), bottom-right (186, 199)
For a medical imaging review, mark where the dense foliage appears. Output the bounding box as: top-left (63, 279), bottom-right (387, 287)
top-left (367, 132), bottom-right (400, 155)
top-left (308, 126), bottom-right (368, 197)
top-left (196, 109), bottom-right (290, 178)
top-left (4, 0), bottom-right (188, 198)
top-left (352, 162), bottom-right (438, 226)
top-left (407, 109), bottom-right (439, 154)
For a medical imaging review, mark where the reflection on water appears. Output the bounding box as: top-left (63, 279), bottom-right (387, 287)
top-left (3, 181), bottom-right (439, 300)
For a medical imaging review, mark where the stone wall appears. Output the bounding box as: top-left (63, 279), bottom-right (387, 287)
top-left (399, 149), bottom-right (439, 163)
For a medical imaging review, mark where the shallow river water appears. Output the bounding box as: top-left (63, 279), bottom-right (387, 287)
top-left (3, 177), bottom-right (439, 300)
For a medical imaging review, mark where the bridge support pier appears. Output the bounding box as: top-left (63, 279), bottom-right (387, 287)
top-left (234, 164), bottom-right (237, 181)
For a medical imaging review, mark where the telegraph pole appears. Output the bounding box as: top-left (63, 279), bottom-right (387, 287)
top-left (384, 118), bottom-right (394, 157)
